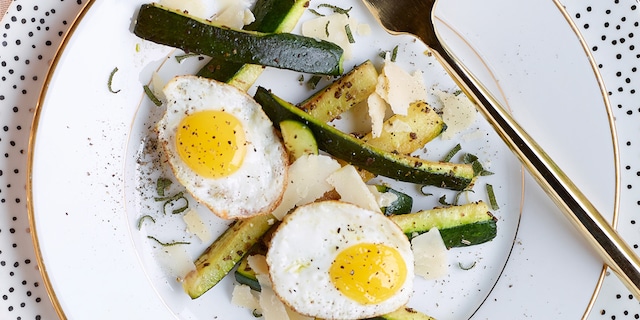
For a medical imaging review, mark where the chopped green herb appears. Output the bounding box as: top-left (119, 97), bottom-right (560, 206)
top-left (307, 75), bottom-right (322, 90)
top-left (156, 177), bottom-right (172, 197)
top-left (143, 84), bottom-right (162, 106)
top-left (463, 153), bottom-right (494, 177)
top-left (486, 183), bottom-right (499, 210)
top-left (345, 24), bottom-right (355, 43)
top-left (137, 215), bottom-right (156, 230)
top-left (298, 74), bottom-right (305, 84)
top-left (391, 44), bottom-right (399, 62)
top-left (318, 4), bottom-right (352, 17)
top-left (147, 236), bottom-right (190, 247)
top-left (155, 191), bottom-right (189, 215)
top-left (458, 261), bottom-right (477, 270)
top-left (252, 309), bottom-right (263, 317)
top-left (325, 20), bottom-right (330, 37)
top-left (108, 67), bottom-right (121, 94)
top-left (419, 185), bottom-right (433, 196)
top-left (308, 8), bottom-right (324, 16)
top-left (175, 52), bottom-right (200, 63)
top-left (438, 195), bottom-right (450, 206)
top-left (442, 143), bottom-right (462, 162)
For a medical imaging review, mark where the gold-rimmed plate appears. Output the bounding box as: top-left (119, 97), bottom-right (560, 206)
top-left (27, 0), bottom-right (615, 318)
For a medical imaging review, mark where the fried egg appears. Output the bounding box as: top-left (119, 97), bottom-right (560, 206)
top-left (157, 75), bottom-right (288, 219)
top-left (266, 200), bottom-right (414, 319)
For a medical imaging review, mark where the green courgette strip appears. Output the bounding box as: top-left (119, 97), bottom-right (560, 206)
top-left (255, 87), bottom-right (476, 190)
top-left (134, 3), bottom-right (344, 76)
top-left (196, 0), bottom-right (310, 86)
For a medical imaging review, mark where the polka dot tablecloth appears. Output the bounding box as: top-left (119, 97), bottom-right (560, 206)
top-left (1, 0), bottom-right (640, 319)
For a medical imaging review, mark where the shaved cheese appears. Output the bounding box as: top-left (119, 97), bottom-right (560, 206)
top-left (302, 14), bottom-right (357, 59)
top-left (367, 92), bottom-right (387, 138)
top-left (231, 284), bottom-right (261, 311)
top-left (246, 254), bottom-right (290, 320)
top-left (213, 1), bottom-right (255, 29)
top-left (375, 57), bottom-right (429, 115)
top-left (150, 71), bottom-right (166, 101)
top-left (154, 244), bottom-right (195, 280)
top-left (247, 254), bottom-right (273, 291)
top-left (433, 89), bottom-right (477, 140)
top-left (411, 227), bottom-right (448, 279)
top-left (271, 154), bottom-right (341, 220)
top-left (160, 0), bottom-right (255, 28)
top-left (260, 285), bottom-right (290, 320)
top-left (182, 209), bottom-right (212, 243)
top-left (326, 165), bottom-right (381, 213)
top-left (356, 23), bottom-right (372, 36)
top-left (367, 185), bottom-right (398, 208)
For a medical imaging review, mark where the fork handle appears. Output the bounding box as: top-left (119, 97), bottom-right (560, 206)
top-left (429, 44), bottom-right (640, 299)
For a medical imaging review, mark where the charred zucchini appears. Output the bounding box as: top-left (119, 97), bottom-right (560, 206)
top-left (390, 201), bottom-right (497, 248)
top-left (134, 3), bottom-right (344, 76)
top-left (298, 60), bottom-right (379, 122)
top-left (197, 0), bottom-right (309, 90)
top-left (280, 119), bottom-right (318, 161)
top-left (254, 87), bottom-right (476, 190)
top-left (362, 101), bottom-right (445, 155)
top-left (181, 214), bottom-right (274, 298)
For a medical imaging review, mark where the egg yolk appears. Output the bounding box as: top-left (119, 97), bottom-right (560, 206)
top-left (175, 110), bottom-right (246, 178)
top-left (329, 243), bottom-right (407, 304)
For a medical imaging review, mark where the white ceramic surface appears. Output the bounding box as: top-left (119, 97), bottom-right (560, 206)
top-left (1, 0), bottom-right (639, 319)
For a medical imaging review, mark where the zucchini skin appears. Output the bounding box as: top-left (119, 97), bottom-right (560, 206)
top-left (181, 214), bottom-right (273, 299)
top-left (254, 87), bottom-right (476, 190)
top-left (197, 0), bottom-right (309, 87)
top-left (391, 201), bottom-right (498, 248)
top-left (134, 4), bottom-right (344, 75)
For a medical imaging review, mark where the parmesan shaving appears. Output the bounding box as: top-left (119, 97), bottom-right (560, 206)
top-left (367, 92), bottom-right (387, 138)
top-left (271, 154), bottom-right (341, 220)
top-left (182, 209), bottom-right (212, 243)
top-left (159, 0), bottom-right (255, 28)
top-left (302, 14), bottom-right (358, 59)
top-left (326, 165), bottom-right (381, 213)
top-left (367, 185), bottom-right (398, 208)
top-left (259, 285), bottom-right (290, 320)
top-left (375, 55), bottom-right (429, 116)
top-left (154, 245), bottom-right (195, 280)
top-left (411, 227), bottom-right (448, 279)
top-left (231, 284), bottom-right (261, 311)
top-left (433, 89), bottom-right (477, 140)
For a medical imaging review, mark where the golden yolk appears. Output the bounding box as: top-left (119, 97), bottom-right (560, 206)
top-left (175, 110), bottom-right (246, 178)
top-left (329, 243), bottom-right (407, 304)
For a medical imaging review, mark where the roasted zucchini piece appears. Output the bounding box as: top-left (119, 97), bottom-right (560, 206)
top-left (280, 119), bottom-right (318, 161)
top-left (390, 201), bottom-right (497, 248)
top-left (298, 60), bottom-right (379, 122)
top-left (254, 87), bottom-right (476, 190)
top-left (181, 214), bottom-right (274, 298)
top-left (197, 0), bottom-right (310, 90)
top-left (134, 3), bottom-right (344, 76)
top-left (361, 100), bottom-right (445, 155)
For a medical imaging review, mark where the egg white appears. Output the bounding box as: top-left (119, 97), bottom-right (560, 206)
top-left (266, 200), bottom-right (414, 319)
top-left (157, 75), bottom-right (288, 219)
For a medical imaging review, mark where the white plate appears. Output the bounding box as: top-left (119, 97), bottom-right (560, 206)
top-left (27, 0), bottom-right (614, 319)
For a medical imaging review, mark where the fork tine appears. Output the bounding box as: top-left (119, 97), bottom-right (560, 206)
top-left (361, 0), bottom-right (440, 49)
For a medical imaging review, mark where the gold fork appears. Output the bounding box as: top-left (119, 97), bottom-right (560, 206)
top-left (361, 0), bottom-right (640, 298)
